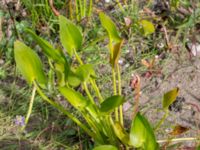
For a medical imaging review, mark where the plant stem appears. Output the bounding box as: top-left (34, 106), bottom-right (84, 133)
top-left (154, 110), bottom-right (169, 131)
top-left (22, 85), bottom-right (36, 131)
top-left (88, 0), bottom-right (93, 17)
top-left (74, 49), bottom-right (104, 102)
top-left (112, 67), bottom-right (119, 122)
top-left (117, 64), bottom-right (123, 126)
top-left (116, 0), bottom-right (125, 13)
top-left (157, 137), bottom-right (198, 143)
top-left (74, 49), bottom-right (83, 65)
top-left (83, 82), bottom-right (95, 104)
top-left (78, 0), bottom-right (83, 19)
top-left (33, 81), bottom-right (94, 138)
top-left (90, 79), bottom-right (103, 102)
top-left (69, 0), bottom-right (73, 20)
top-left (83, 0), bottom-right (86, 17)
top-left (75, 0), bottom-right (80, 21)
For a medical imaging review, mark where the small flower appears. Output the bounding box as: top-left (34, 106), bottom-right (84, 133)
top-left (105, 0), bottom-right (110, 3)
top-left (118, 59), bottom-right (123, 65)
top-left (14, 115), bottom-right (25, 127)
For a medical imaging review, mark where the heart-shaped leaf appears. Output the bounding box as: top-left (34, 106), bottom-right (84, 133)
top-left (14, 41), bottom-right (47, 87)
top-left (100, 95), bottom-right (125, 114)
top-left (162, 87), bottom-right (179, 110)
top-left (93, 145), bottom-right (118, 150)
top-left (130, 112), bottom-right (158, 150)
top-left (59, 15), bottom-right (82, 56)
top-left (140, 20), bottom-right (155, 36)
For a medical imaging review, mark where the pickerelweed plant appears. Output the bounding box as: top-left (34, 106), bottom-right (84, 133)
top-left (14, 13), bottom-right (183, 149)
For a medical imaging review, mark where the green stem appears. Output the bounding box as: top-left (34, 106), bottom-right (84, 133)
top-left (75, 0), bottom-right (80, 21)
top-left (88, 0), bottom-right (93, 17)
top-left (69, 0), bottom-right (73, 20)
top-left (33, 81), bottom-right (94, 138)
top-left (83, 0), bottom-right (86, 17)
top-left (157, 137), bottom-right (198, 143)
top-left (90, 79), bottom-right (103, 102)
top-left (74, 49), bottom-right (83, 65)
top-left (117, 64), bottom-right (123, 126)
top-left (22, 85), bottom-right (36, 131)
top-left (83, 82), bottom-right (95, 104)
top-left (74, 49), bottom-right (104, 102)
top-left (112, 67), bottom-right (119, 122)
top-left (154, 110), bottom-right (169, 131)
top-left (116, 0), bottom-right (125, 13)
top-left (82, 113), bottom-right (105, 144)
top-left (78, 0), bottom-right (83, 19)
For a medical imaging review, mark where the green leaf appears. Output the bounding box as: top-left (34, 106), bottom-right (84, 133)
top-left (100, 95), bottom-right (125, 114)
top-left (59, 87), bottom-right (98, 119)
top-left (67, 70), bottom-right (81, 87)
top-left (59, 87), bottom-right (89, 109)
top-left (26, 29), bottom-right (70, 85)
top-left (110, 40), bottom-right (124, 68)
top-left (75, 64), bottom-right (96, 82)
top-left (112, 122), bottom-right (130, 145)
top-left (99, 12), bottom-right (123, 68)
top-left (14, 41), bottom-right (47, 87)
top-left (140, 20), bottom-right (155, 36)
top-left (93, 145), bottom-right (118, 150)
top-left (26, 29), bottom-right (61, 61)
top-left (162, 87), bottom-right (179, 110)
top-left (130, 113), bottom-right (158, 150)
top-left (99, 12), bottom-right (121, 42)
top-left (59, 15), bottom-right (82, 56)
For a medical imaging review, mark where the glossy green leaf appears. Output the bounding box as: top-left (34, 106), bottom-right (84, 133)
top-left (59, 87), bottom-right (89, 109)
top-left (100, 95), bottom-right (125, 114)
top-left (67, 70), bottom-right (81, 87)
top-left (75, 64), bottom-right (96, 82)
top-left (99, 12), bottom-right (121, 42)
top-left (112, 122), bottom-right (130, 145)
top-left (93, 145), bottom-right (118, 150)
top-left (162, 87), bottom-right (179, 110)
top-left (14, 41), bottom-right (47, 87)
top-left (26, 29), bottom-right (61, 61)
top-left (59, 15), bottom-right (82, 56)
top-left (130, 113), bottom-right (158, 150)
top-left (140, 20), bottom-right (155, 36)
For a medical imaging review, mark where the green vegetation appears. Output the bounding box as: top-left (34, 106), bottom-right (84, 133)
top-left (0, 0), bottom-right (200, 149)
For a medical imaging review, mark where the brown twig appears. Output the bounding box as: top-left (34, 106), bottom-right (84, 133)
top-left (49, 0), bottom-right (60, 16)
top-left (130, 75), bottom-right (141, 119)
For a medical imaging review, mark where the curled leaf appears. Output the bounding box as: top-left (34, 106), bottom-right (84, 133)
top-left (162, 87), bottom-right (179, 110)
top-left (169, 125), bottom-right (189, 136)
